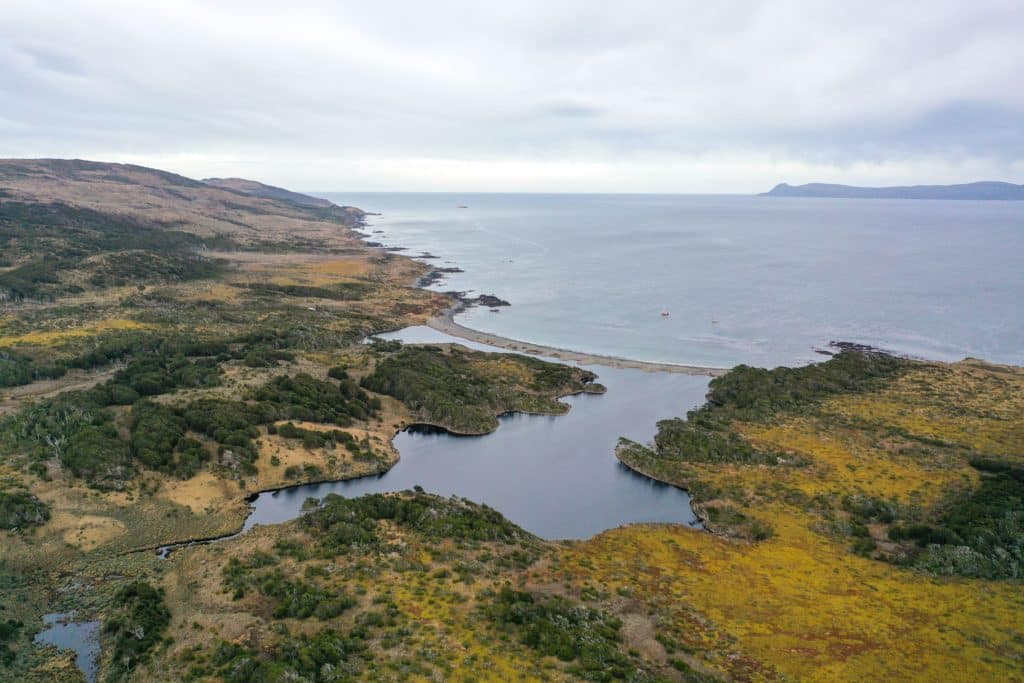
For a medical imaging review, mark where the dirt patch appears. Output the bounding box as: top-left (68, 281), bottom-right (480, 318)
top-left (0, 367), bottom-right (117, 413)
top-left (618, 612), bottom-right (668, 663)
top-left (50, 513), bottom-right (127, 551)
top-left (158, 471), bottom-right (240, 515)
top-left (252, 419), bottom-right (399, 492)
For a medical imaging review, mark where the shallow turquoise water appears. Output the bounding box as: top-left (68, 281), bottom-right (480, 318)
top-left (320, 192), bottom-right (1024, 368)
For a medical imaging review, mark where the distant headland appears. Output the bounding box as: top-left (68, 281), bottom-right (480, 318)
top-left (761, 181), bottom-right (1024, 200)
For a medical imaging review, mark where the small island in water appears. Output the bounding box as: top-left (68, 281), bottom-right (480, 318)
top-left (762, 180), bottom-right (1024, 200)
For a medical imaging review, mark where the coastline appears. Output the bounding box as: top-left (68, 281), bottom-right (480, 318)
top-left (355, 207), bottom-right (728, 376)
top-left (426, 306), bottom-right (728, 377)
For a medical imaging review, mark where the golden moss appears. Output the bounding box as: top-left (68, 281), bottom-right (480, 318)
top-left (564, 520), bottom-right (1023, 681)
top-left (0, 318), bottom-right (152, 347)
top-left (606, 358), bottom-right (1024, 680)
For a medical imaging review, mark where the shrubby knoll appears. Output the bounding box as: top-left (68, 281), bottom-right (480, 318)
top-left (361, 344), bottom-right (604, 433)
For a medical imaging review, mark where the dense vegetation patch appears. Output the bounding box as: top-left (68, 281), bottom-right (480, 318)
top-left (222, 562), bottom-right (357, 620)
top-left (0, 329), bottom-right (230, 389)
top-left (103, 581), bottom-right (171, 682)
top-left (361, 345), bottom-right (601, 433)
top-left (176, 398), bottom-right (273, 474)
top-left (699, 350), bottom-right (909, 423)
top-left (85, 250), bottom-right (222, 288)
top-left (0, 618), bottom-right (22, 666)
top-left (0, 200), bottom-right (228, 300)
top-left (253, 373), bottom-right (380, 426)
top-left (240, 281), bottom-right (371, 301)
top-left (2, 355), bottom-right (224, 486)
top-left (0, 489), bottom-right (49, 530)
top-left (109, 351), bottom-right (223, 399)
top-left (270, 422), bottom-right (375, 460)
top-left (64, 331), bottom-right (229, 372)
top-left (130, 401), bottom-right (210, 478)
top-left (627, 351), bottom-right (907, 469)
top-left (482, 586), bottom-right (645, 681)
top-left (0, 349), bottom-right (66, 388)
top-left (184, 630), bottom-right (366, 682)
top-left (888, 458), bottom-right (1023, 578)
top-left (1, 362), bottom-right (382, 484)
top-left (295, 492), bottom-right (531, 558)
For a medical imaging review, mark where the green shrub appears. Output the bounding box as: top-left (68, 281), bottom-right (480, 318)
top-left (62, 424), bottom-right (132, 486)
top-left (276, 421), bottom-right (355, 449)
top-left (627, 351), bottom-right (907, 469)
top-left (103, 582), bottom-right (171, 682)
top-left (296, 492), bottom-right (531, 558)
top-left (240, 281), bottom-right (371, 301)
top-left (482, 587), bottom-right (636, 679)
top-left (130, 401), bottom-right (210, 478)
top-left (186, 630), bottom-right (366, 681)
top-left (361, 346), bottom-right (599, 433)
top-left (0, 490), bottom-right (50, 530)
top-left (252, 373), bottom-right (379, 426)
top-left (0, 200), bottom-right (226, 301)
top-left (241, 346), bottom-right (294, 368)
top-left (698, 351), bottom-right (909, 424)
top-left (0, 618), bottom-right (23, 666)
top-left (180, 399), bottom-right (273, 471)
top-left (0, 350), bottom-right (65, 388)
top-left (888, 460), bottom-right (1024, 578)
top-left (327, 366), bottom-right (349, 380)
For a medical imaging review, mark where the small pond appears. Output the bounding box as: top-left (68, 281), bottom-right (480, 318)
top-left (33, 612), bottom-right (101, 683)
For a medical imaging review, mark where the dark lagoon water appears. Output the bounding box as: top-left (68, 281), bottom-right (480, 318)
top-left (34, 613), bottom-right (101, 683)
top-left (319, 192), bottom-right (1024, 368)
top-left (243, 326), bottom-right (709, 540)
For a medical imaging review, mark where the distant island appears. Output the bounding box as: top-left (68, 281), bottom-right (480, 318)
top-left (762, 181), bottom-right (1024, 200)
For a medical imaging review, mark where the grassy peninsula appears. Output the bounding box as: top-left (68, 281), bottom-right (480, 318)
top-left (1, 159), bottom-right (1021, 682)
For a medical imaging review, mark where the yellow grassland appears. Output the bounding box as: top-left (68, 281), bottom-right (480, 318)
top-left (0, 317), bottom-right (152, 347)
top-left (600, 358), bottom-right (1024, 680)
top-left (155, 522), bottom-right (573, 682)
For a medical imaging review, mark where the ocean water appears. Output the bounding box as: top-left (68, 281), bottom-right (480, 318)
top-left (319, 192), bottom-right (1024, 369)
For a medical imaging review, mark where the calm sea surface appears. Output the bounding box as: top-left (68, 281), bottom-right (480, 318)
top-left (319, 193), bottom-right (1024, 368)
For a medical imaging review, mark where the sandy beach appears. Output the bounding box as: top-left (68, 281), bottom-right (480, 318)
top-left (427, 308), bottom-right (728, 376)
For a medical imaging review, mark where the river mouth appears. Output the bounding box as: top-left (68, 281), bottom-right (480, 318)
top-left (238, 326), bottom-right (708, 541)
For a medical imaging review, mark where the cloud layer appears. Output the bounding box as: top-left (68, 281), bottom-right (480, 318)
top-left (2, 1), bottom-right (1022, 191)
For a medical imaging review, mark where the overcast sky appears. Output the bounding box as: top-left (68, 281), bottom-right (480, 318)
top-left (2, 1), bottom-right (1023, 192)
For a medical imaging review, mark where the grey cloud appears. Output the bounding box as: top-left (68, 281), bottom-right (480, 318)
top-left (17, 45), bottom-right (87, 77)
top-left (539, 102), bottom-right (604, 119)
top-left (0, 1), bottom-right (1021, 189)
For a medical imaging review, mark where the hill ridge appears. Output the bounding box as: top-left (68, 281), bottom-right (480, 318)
top-left (762, 180), bottom-right (1024, 200)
